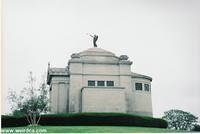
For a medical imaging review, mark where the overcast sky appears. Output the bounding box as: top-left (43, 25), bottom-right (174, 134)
top-left (2, 0), bottom-right (200, 118)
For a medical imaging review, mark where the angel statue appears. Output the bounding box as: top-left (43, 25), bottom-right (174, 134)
top-left (89, 34), bottom-right (98, 47)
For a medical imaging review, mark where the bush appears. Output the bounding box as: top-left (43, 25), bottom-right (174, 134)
top-left (1, 115), bottom-right (28, 127)
top-left (193, 124), bottom-right (200, 131)
top-left (2, 113), bottom-right (167, 128)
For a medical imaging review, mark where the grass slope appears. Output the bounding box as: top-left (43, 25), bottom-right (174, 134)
top-left (2, 126), bottom-right (185, 133)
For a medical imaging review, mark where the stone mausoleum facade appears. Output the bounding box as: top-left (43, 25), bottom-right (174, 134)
top-left (47, 47), bottom-right (153, 116)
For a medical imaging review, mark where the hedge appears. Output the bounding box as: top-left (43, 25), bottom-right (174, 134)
top-left (2, 113), bottom-right (167, 128)
top-left (1, 115), bottom-right (28, 128)
top-left (193, 124), bottom-right (200, 131)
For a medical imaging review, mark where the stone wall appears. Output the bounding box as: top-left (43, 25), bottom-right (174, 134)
top-left (81, 87), bottom-right (126, 113)
top-left (49, 77), bottom-right (69, 113)
top-left (132, 78), bottom-right (153, 116)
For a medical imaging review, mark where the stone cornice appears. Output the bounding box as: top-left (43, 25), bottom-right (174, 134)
top-left (132, 74), bottom-right (152, 81)
top-left (68, 60), bottom-right (132, 65)
top-left (69, 60), bottom-right (118, 64)
top-left (47, 73), bottom-right (69, 85)
top-left (119, 60), bottom-right (133, 65)
top-left (69, 73), bottom-right (132, 76)
top-left (81, 86), bottom-right (125, 92)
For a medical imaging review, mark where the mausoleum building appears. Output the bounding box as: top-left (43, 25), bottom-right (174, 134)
top-left (47, 46), bottom-right (153, 116)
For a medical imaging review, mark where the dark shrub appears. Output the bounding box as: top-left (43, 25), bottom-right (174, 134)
top-left (193, 124), bottom-right (200, 131)
top-left (2, 113), bottom-right (167, 128)
top-left (1, 115), bottom-right (28, 127)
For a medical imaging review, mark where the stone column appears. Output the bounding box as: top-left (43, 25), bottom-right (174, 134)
top-left (58, 82), bottom-right (67, 113)
top-left (51, 82), bottom-right (59, 113)
top-left (50, 77), bottom-right (69, 114)
top-left (68, 53), bottom-right (83, 113)
top-left (119, 55), bottom-right (133, 113)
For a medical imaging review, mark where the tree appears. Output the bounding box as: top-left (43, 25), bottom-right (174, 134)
top-left (8, 72), bottom-right (49, 126)
top-left (162, 109), bottom-right (198, 130)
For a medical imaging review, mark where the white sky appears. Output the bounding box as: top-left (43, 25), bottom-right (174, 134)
top-left (2, 0), bottom-right (200, 118)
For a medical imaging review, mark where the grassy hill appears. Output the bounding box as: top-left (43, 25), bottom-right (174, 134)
top-left (1, 126), bottom-right (185, 133)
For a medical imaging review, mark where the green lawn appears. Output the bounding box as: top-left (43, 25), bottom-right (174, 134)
top-left (1, 126), bottom-right (187, 133)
